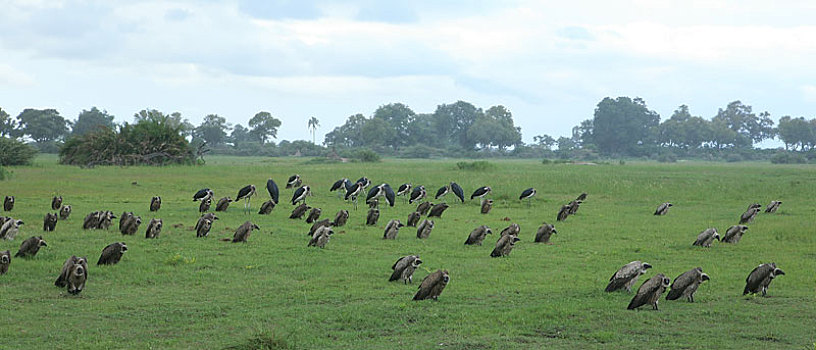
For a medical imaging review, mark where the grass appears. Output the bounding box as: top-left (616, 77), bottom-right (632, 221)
top-left (0, 155), bottom-right (814, 349)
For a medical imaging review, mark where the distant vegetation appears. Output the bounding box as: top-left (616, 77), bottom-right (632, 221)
top-left (0, 136), bottom-right (37, 166)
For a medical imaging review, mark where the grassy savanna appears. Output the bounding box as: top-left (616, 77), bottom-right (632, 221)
top-left (1, 155), bottom-right (815, 349)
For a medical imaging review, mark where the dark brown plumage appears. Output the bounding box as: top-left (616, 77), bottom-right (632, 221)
top-left (59, 205), bottom-right (72, 220)
top-left (199, 197), bottom-right (212, 213)
top-left (97, 242), bottom-right (128, 265)
top-left (3, 196), bottom-right (13, 211)
top-left (215, 197), bottom-right (232, 212)
top-left (15, 236), bottom-right (47, 258)
top-left (366, 208), bottom-right (380, 226)
top-left (464, 225), bottom-right (492, 245)
top-left (120, 215), bottom-right (142, 235)
top-left (308, 219), bottom-right (331, 237)
top-left (499, 223), bottom-right (520, 237)
top-left (232, 221), bottom-right (259, 243)
top-left (55, 256), bottom-right (88, 295)
top-left (666, 267), bottom-right (709, 302)
top-left (605, 261), bottom-right (652, 293)
top-left (331, 210), bottom-right (349, 227)
top-left (390, 255), bottom-right (422, 283)
top-left (195, 213), bottom-right (218, 237)
top-left (576, 192), bottom-right (587, 201)
top-left (744, 263), bottom-right (785, 296)
top-left (480, 199), bottom-right (493, 214)
top-left (722, 225), bottom-right (748, 243)
top-left (305, 207), bottom-right (322, 224)
top-left (567, 200), bottom-right (581, 215)
top-left (0, 250), bottom-right (10, 274)
top-left (145, 218), bottom-right (162, 239)
top-left (739, 207), bottom-right (760, 224)
top-left (43, 213), bottom-right (58, 232)
top-left (416, 219), bottom-right (434, 239)
top-left (627, 274), bottom-right (670, 310)
top-left (556, 204), bottom-right (570, 221)
top-left (289, 203), bottom-right (311, 219)
top-left (51, 196), bottom-right (63, 210)
top-left (406, 211), bottom-right (421, 227)
top-left (413, 269), bottom-right (449, 301)
top-left (307, 226), bottom-right (333, 248)
top-left (490, 234), bottom-right (520, 257)
top-left (534, 223), bottom-right (556, 243)
top-left (383, 219), bottom-right (403, 239)
top-left (416, 201), bottom-right (433, 216)
top-left (150, 196), bottom-right (161, 212)
top-left (427, 203), bottom-right (449, 218)
top-left (258, 200), bottom-right (276, 214)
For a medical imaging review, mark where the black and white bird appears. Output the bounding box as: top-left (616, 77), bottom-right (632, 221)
top-left (236, 185), bottom-right (256, 214)
top-left (330, 178), bottom-right (352, 198)
top-left (286, 174), bottom-right (302, 189)
top-left (291, 185), bottom-right (311, 205)
top-left (266, 179), bottom-right (279, 204)
top-left (192, 188), bottom-right (213, 201)
top-left (519, 188), bottom-right (536, 206)
top-left (396, 183), bottom-right (412, 197)
top-left (409, 186), bottom-right (426, 204)
top-left (434, 185), bottom-right (449, 199)
top-left (344, 182), bottom-right (364, 209)
top-left (470, 186), bottom-right (491, 204)
top-left (356, 177), bottom-right (371, 190)
top-left (366, 184), bottom-right (396, 207)
top-left (450, 182), bottom-right (465, 203)
top-left (654, 202), bottom-right (672, 215)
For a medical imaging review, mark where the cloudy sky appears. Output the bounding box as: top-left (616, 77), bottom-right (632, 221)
top-left (1, 0), bottom-right (815, 144)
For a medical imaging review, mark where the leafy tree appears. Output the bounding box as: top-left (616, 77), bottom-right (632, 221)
top-left (134, 109), bottom-right (193, 138)
top-left (776, 116), bottom-right (814, 151)
top-left (16, 108), bottom-right (70, 143)
top-left (406, 113), bottom-right (437, 146)
top-left (708, 119), bottom-right (742, 149)
top-left (658, 105), bottom-right (711, 149)
top-left (0, 137), bottom-right (38, 165)
top-left (712, 101), bottom-right (774, 145)
top-left (590, 97), bottom-right (659, 155)
top-left (308, 117), bottom-right (320, 144)
top-left (0, 107), bottom-right (14, 137)
top-left (248, 111), bottom-right (282, 144)
top-left (433, 101), bottom-right (482, 149)
top-left (533, 134), bottom-right (556, 150)
top-left (72, 107), bottom-right (116, 137)
top-left (229, 124), bottom-right (251, 144)
top-left (360, 117), bottom-right (393, 148)
top-left (324, 114), bottom-right (367, 148)
top-left (195, 114), bottom-right (230, 146)
top-left (372, 103), bottom-right (416, 149)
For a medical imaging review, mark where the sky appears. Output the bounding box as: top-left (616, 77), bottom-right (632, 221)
top-left (1, 0), bottom-right (815, 145)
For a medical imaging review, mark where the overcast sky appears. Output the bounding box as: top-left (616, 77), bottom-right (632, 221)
top-left (2, 0), bottom-right (815, 144)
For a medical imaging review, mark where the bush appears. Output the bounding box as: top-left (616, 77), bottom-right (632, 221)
top-left (398, 145), bottom-right (438, 159)
top-left (0, 167), bottom-right (8, 180)
top-left (456, 161), bottom-right (495, 171)
top-left (725, 153), bottom-right (744, 163)
top-left (770, 152), bottom-right (806, 164)
top-left (541, 159), bottom-right (552, 165)
top-left (356, 148), bottom-right (381, 162)
top-left (0, 137), bottom-right (38, 166)
top-left (657, 153), bottom-right (677, 163)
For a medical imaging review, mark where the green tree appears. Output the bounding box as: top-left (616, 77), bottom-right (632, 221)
top-left (360, 117), bottom-right (392, 147)
top-left (229, 124), bottom-right (251, 145)
top-left (406, 113), bottom-right (437, 146)
top-left (248, 111), bottom-right (282, 144)
top-left (72, 107), bottom-right (116, 137)
top-left (711, 101), bottom-right (775, 146)
top-left (0, 107), bottom-right (14, 137)
top-left (533, 134), bottom-right (556, 150)
top-left (590, 97), bottom-right (659, 155)
top-left (16, 108), bottom-right (70, 143)
top-left (433, 101), bottom-right (482, 149)
top-left (373, 103), bottom-right (416, 149)
top-left (308, 117), bottom-right (320, 144)
top-left (195, 114), bottom-right (230, 146)
top-left (134, 109), bottom-right (193, 138)
top-left (776, 116), bottom-right (814, 151)
top-left (325, 114), bottom-right (367, 148)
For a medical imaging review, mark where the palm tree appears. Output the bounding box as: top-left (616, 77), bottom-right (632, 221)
top-left (308, 117), bottom-right (320, 144)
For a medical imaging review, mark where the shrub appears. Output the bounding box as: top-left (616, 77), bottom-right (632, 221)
top-left (356, 148), bottom-right (381, 162)
top-left (725, 153), bottom-right (744, 163)
top-left (0, 137), bottom-right (38, 166)
top-left (770, 152), bottom-right (806, 164)
top-left (541, 158), bottom-right (552, 165)
top-left (398, 145), bottom-right (438, 159)
top-left (0, 167), bottom-right (8, 180)
top-left (456, 161), bottom-right (495, 171)
top-left (657, 153), bottom-right (677, 163)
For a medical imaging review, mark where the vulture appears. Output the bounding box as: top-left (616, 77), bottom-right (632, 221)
top-left (654, 202), bottom-right (672, 215)
top-left (192, 188), bottom-right (213, 201)
top-left (464, 225), bottom-right (492, 245)
top-left (692, 228), bottom-right (720, 247)
top-left (51, 196), bottom-right (63, 210)
top-left (471, 186), bottom-right (492, 201)
top-left (450, 182), bottom-right (465, 203)
top-left (744, 263), bottom-right (785, 296)
top-left (55, 256), bottom-right (88, 295)
top-left (576, 192), bottom-right (588, 201)
top-left (258, 200), bottom-right (276, 214)
top-left (366, 208), bottom-right (380, 226)
top-left (627, 273), bottom-right (670, 310)
top-left (413, 269), bottom-right (449, 301)
top-left (120, 215), bottom-right (142, 236)
top-left (98, 211), bottom-right (116, 230)
top-left (666, 267), bottom-right (709, 302)
top-left (390, 255), bottom-right (422, 284)
top-left (739, 207), bottom-right (760, 224)
top-left (567, 200), bottom-right (582, 215)
top-left (286, 174), bottom-right (301, 189)
top-left (427, 203), bottom-right (450, 218)
top-left (150, 196), bottom-right (161, 212)
top-left (764, 200), bottom-right (781, 213)
top-left (721, 225), bottom-right (749, 243)
top-left (307, 219), bottom-right (331, 237)
top-left (305, 207), bottom-right (322, 224)
top-left (59, 205), bottom-right (72, 220)
top-left (232, 221), bottom-right (259, 243)
top-left (266, 179), bottom-right (280, 204)
top-left (289, 203), bottom-right (311, 219)
top-left (534, 223), bottom-right (557, 243)
top-left (43, 213), bottom-right (58, 232)
top-left (145, 218), bottom-right (162, 239)
top-left (307, 226), bottom-right (334, 248)
top-left (97, 242), bottom-right (128, 265)
top-left (195, 213), bottom-right (218, 236)
top-left (0, 250), bottom-right (9, 274)
top-left (199, 197), bottom-right (212, 213)
top-left (416, 202), bottom-right (433, 216)
top-left (118, 212), bottom-right (134, 232)
top-left (331, 210), bottom-right (349, 227)
top-left (409, 186), bottom-right (426, 204)
top-left (0, 219), bottom-right (24, 240)
top-left (3, 196), bottom-right (13, 211)
top-left (605, 261), bottom-right (652, 293)
top-left (215, 197), bottom-right (233, 212)
top-left (556, 204), bottom-right (571, 222)
top-left (416, 219), bottom-right (434, 239)
top-left (499, 223), bottom-right (520, 237)
top-left (490, 234), bottom-right (520, 257)
top-left (15, 236), bottom-right (47, 258)
top-left (291, 185), bottom-right (311, 205)
top-left (480, 199), bottom-right (493, 214)
top-left (383, 219), bottom-right (404, 240)
top-left (406, 211), bottom-right (421, 227)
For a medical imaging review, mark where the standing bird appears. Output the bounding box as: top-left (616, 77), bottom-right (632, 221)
top-left (98, 211), bottom-right (116, 230)
top-left (627, 274), bottom-right (671, 310)
top-left (406, 212), bottom-right (421, 227)
top-left (722, 225), bottom-right (749, 243)
top-left (15, 236), bottom-right (47, 257)
top-left (449, 182), bottom-right (465, 203)
top-left (97, 242), bottom-right (128, 265)
top-left (236, 185), bottom-right (256, 214)
top-left (3, 195), bottom-right (14, 211)
top-left (576, 192), bottom-right (588, 201)
top-left (416, 219), bottom-right (434, 239)
top-left (519, 188), bottom-right (536, 207)
top-left (0, 219), bottom-right (24, 240)
top-left (307, 219), bottom-right (331, 237)
top-left (434, 184), bottom-right (450, 199)
top-left (332, 210), bottom-right (349, 227)
top-left (145, 218), bottom-right (162, 239)
top-left (464, 225), bottom-right (492, 245)
top-left (605, 261), bottom-right (652, 293)
top-left (409, 186), bottom-right (426, 204)
top-left (150, 196), bottom-right (161, 212)
top-left (231, 221), bottom-right (259, 243)
top-left (192, 188), bottom-right (213, 201)
top-left (43, 213), bottom-right (58, 232)
top-left (289, 203), bottom-right (311, 219)
top-left (556, 204), bottom-right (571, 222)
top-left (120, 215), bottom-right (142, 235)
top-left (366, 184), bottom-right (392, 207)
top-left (390, 255), bottom-right (422, 284)
top-left (744, 263), bottom-right (785, 296)
top-left (59, 205), bottom-right (72, 220)
top-left (366, 208), bottom-right (380, 226)
top-left (739, 206), bottom-right (761, 224)
top-left (500, 223), bottom-right (520, 237)
top-left (356, 177), bottom-right (371, 190)
top-left (199, 197), bottom-right (212, 213)
top-left (55, 256), bottom-right (88, 295)
top-left (747, 203), bottom-right (762, 211)
top-left (266, 179), bottom-right (280, 205)
top-left (764, 200), bottom-right (782, 213)
top-left (258, 200), bottom-right (276, 214)
top-left (286, 174), bottom-right (302, 189)
top-left (307, 226), bottom-right (334, 248)
top-left (567, 200), bottom-right (582, 215)
top-left (692, 228), bottom-right (720, 247)
top-left (413, 269), bottom-right (450, 301)
top-left (416, 202), bottom-right (433, 216)
top-left (666, 267), bottom-right (710, 302)
top-left (51, 196), bottom-right (63, 210)
top-left (345, 182), bottom-right (364, 209)
top-left (195, 213), bottom-right (218, 237)
top-left (215, 197), bottom-right (233, 212)
top-left (291, 185), bottom-right (311, 205)
top-left (654, 202), bottom-right (672, 216)
top-left (471, 186), bottom-right (492, 204)
top-left (0, 250), bottom-right (9, 275)
top-left (306, 208), bottom-right (322, 224)
top-left (383, 219), bottom-right (404, 239)
top-left (330, 178), bottom-right (351, 198)
top-left (534, 223), bottom-right (557, 244)
top-left (396, 183), bottom-right (412, 203)
top-left (427, 203), bottom-right (450, 218)
top-left (490, 234), bottom-right (520, 257)
top-left (480, 199), bottom-right (493, 214)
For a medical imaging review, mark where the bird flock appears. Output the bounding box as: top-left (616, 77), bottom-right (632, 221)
top-left (0, 177), bottom-right (786, 306)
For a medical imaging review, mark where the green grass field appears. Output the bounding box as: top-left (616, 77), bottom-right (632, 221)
top-left (1, 155), bottom-right (814, 349)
